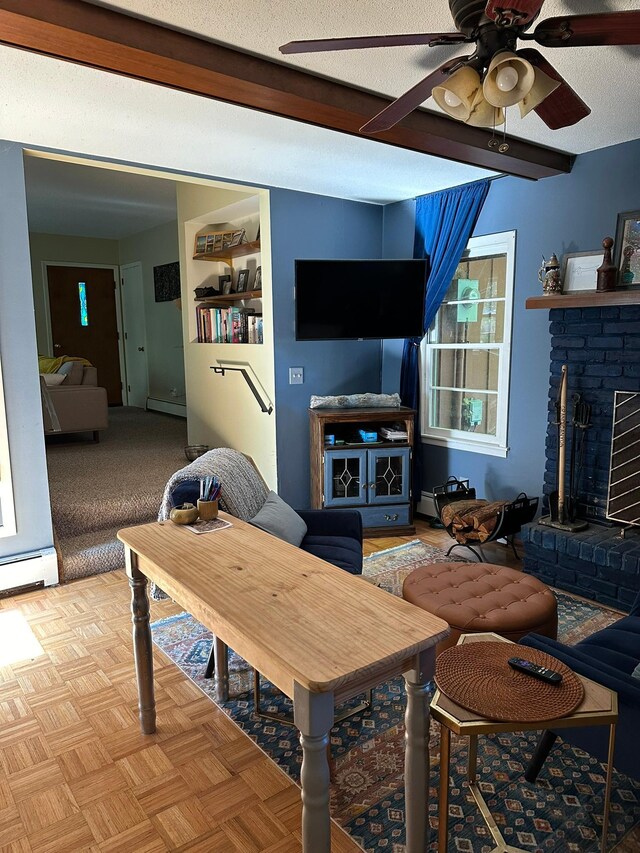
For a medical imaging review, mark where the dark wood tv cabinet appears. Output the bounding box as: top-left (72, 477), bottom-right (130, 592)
top-left (309, 406), bottom-right (416, 537)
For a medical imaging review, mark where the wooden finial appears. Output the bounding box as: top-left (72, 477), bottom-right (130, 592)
top-left (597, 236), bottom-right (617, 292)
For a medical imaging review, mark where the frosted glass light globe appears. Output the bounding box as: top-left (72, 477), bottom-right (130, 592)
top-left (496, 66), bottom-right (519, 92)
top-left (443, 90), bottom-right (462, 108)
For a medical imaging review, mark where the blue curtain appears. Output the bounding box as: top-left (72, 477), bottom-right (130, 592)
top-left (400, 179), bottom-right (491, 501)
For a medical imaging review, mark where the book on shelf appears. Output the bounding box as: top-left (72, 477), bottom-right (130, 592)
top-left (196, 304), bottom-right (263, 344)
top-left (380, 426), bottom-right (408, 441)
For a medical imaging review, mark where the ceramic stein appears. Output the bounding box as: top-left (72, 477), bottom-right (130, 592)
top-left (538, 253), bottom-right (562, 294)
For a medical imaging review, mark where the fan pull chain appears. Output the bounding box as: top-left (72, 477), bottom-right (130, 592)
top-left (488, 110), bottom-right (499, 150)
top-left (498, 109), bottom-right (510, 154)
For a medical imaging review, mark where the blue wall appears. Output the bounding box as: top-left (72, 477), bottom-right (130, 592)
top-left (382, 137), bottom-right (640, 503)
top-left (270, 190), bottom-right (383, 507)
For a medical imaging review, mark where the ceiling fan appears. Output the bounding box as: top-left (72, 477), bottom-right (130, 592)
top-left (280, 1), bottom-right (640, 145)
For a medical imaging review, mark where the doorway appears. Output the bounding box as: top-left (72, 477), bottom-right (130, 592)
top-left (45, 263), bottom-right (123, 405)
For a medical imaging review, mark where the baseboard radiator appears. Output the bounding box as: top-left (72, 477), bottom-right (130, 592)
top-left (0, 548), bottom-right (58, 593)
top-left (146, 398), bottom-right (187, 418)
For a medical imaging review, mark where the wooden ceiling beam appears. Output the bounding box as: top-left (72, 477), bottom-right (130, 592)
top-left (0, 0), bottom-right (573, 180)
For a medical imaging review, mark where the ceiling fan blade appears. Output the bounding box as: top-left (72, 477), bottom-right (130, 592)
top-left (280, 32), bottom-right (468, 55)
top-left (360, 58), bottom-right (467, 134)
top-left (484, 1), bottom-right (545, 27)
top-left (534, 11), bottom-right (640, 47)
top-left (517, 49), bottom-right (590, 129)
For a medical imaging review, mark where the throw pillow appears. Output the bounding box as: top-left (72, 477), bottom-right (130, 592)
top-left (57, 360), bottom-right (84, 385)
top-left (632, 663), bottom-right (640, 681)
top-left (41, 373), bottom-right (66, 386)
top-left (249, 491), bottom-right (307, 547)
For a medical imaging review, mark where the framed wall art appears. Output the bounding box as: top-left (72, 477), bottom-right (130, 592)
top-left (153, 261), bottom-right (181, 302)
top-left (561, 251), bottom-right (603, 293)
top-left (614, 210), bottom-right (640, 288)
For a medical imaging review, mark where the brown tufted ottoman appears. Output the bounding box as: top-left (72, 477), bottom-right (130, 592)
top-left (402, 562), bottom-right (557, 654)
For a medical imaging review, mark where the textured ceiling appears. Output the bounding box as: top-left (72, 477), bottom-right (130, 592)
top-left (92, 0), bottom-right (640, 153)
top-left (3, 0), bottom-right (639, 222)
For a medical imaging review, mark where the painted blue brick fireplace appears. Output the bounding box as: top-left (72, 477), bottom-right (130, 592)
top-left (522, 303), bottom-right (640, 611)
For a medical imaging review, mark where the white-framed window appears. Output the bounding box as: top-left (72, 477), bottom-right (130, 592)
top-left (0, 356), bottom-right (16, 537)
top-left (421, 230), bottom-right (515, 458)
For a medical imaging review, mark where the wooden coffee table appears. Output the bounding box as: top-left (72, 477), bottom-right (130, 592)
top-left (118, 514), bottom-right (450, 853)
top-left (430, 632), bottom-right (617, 853)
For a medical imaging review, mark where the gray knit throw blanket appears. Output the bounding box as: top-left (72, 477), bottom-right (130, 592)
top-left (151, 447), bottom-right (269, 600)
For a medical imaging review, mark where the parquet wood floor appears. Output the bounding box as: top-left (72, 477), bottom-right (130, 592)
top-left (2, 525), bottom-right (637, 852)
top-left (2, 525), bottom-right (460, 853)
top-left (0, 571), bottom-right (359, 852)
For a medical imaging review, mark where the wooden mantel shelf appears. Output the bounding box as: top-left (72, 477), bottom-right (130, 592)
top-left (526, 290), bottom-right (640, 309)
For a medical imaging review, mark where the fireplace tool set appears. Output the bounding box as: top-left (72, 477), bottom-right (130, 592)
top-left (540, 364), bottom-right (590, 531)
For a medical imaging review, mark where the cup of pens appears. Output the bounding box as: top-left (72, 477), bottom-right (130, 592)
top-left (198, 476), bottom-right (221, 521)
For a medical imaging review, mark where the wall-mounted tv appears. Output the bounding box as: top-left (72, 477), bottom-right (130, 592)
top-left (295, 259), bottom-right (428, 341)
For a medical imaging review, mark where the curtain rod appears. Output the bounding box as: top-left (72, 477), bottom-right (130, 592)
top-left (414, 172), bottom-right (507, 201)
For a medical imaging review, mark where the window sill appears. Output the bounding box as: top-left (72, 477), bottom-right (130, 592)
top-left (421, 434), bottom-right (509, 458)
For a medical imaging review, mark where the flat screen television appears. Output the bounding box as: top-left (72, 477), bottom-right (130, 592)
top-left (295, 259), bottom-right (428, 341)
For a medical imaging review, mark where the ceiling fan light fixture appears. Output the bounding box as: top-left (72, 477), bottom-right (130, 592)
top-left (483, 51), bottom-right (535, 107)
top-left (432, 65), bottom-right (481, 121)
top-left (465, 89), bottom-right (505, 127)
top-left (518, 66), bottom-right (561, 117)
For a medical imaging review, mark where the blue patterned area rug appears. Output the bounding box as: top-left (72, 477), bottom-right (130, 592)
top-left (151, 540), bottom-right (639, 852)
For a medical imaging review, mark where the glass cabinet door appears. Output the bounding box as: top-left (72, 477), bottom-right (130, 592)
top-left (367, 447), bottom-right (410, 505)
top-left (323, 449), bottom-right (368, 507)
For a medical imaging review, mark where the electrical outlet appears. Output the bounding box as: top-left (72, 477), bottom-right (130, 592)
top-left (289, 367), bottom-right (304, 385)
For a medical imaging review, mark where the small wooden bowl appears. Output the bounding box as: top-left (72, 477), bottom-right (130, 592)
top-left (169, 503), bottom-right (199, 525)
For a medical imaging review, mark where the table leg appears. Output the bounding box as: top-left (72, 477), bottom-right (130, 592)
top-left (404, 648), bottom-right (435, 853)
top-left (293, 682), bottom-right (334, 853)
top-left (468, 733), bottom-right (477, 784)
top-left (601, 723), bottom-right (616, 853)
top-left (438, 725), bottom-right (451, 853)
top-left (213, 636), bottom-right (229, 703)
top-left (124, 547), bottom-right (156, 734)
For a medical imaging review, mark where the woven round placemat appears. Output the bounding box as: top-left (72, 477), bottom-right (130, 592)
top-left (435, 642), bottom-right (584, 722)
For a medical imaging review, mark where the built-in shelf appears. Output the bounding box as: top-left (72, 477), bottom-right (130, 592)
top-left (526, 290), bottom-right (640, 309)
top-left (195, 290), bottom-right (262, 304)
top-left (193, 240), bottom-right (260, 263)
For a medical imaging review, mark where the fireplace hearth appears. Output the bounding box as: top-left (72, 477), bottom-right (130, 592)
top-left (523, 303), bottom-right (640, 611)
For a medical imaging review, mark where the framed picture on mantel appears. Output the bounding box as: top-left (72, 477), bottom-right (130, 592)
top-left (614, 210), bottom-right (640, 288)
top-left (561, 251), bottom-right (603, 293)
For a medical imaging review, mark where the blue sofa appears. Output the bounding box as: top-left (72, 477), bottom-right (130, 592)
top-left (521, 589), bottom-right (640, 783)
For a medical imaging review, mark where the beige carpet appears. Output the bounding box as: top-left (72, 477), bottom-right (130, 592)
top-left (46, 407), bottom-right (187, 580)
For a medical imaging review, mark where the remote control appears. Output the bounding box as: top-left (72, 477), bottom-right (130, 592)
top-left (508, 657), bottom-right (563, 685)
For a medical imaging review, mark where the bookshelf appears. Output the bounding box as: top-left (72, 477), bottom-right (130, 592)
top-left (193, 239), bottom-right (260, 264)
top-left (192, 230), bottom-right (262, 345)
top-left (195, 290), bottom-right (262, 304)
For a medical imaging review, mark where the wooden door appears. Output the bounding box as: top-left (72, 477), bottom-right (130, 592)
top-left (47, 265), bottom-right (122, 405)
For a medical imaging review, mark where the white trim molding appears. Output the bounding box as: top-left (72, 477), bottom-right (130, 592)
top-left (0, 359), bottom-right (16, 538)
top-left (421, 229), bottom-right (516, 457)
